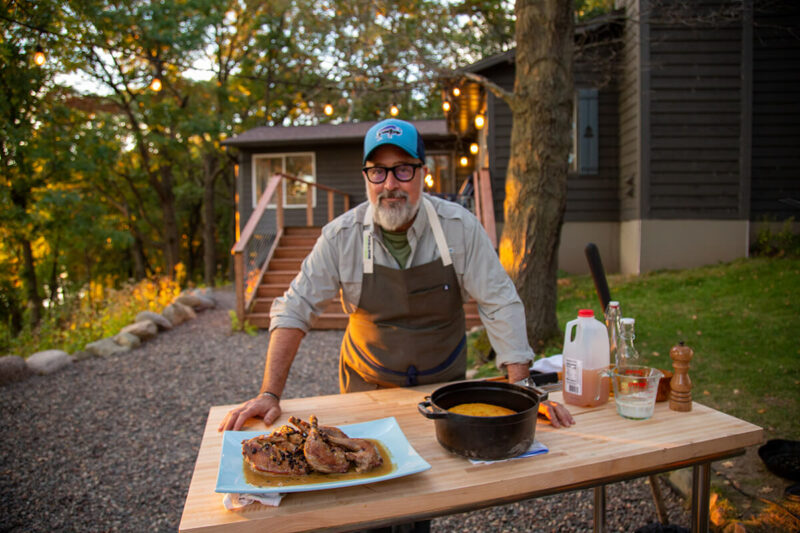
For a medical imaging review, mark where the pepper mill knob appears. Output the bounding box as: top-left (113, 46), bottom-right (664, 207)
top-left (669, 341), bottom-right (694, 411)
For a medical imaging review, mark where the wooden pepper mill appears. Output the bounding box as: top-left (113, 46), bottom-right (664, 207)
top-left (669, 341), bottom-right (694, 411)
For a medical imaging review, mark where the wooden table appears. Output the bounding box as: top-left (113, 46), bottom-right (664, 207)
top-left (179, 385), bottom-right (762, 533)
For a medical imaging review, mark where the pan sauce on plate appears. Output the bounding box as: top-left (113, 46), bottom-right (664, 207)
top-left (447, 402), bottom-right (517, 417)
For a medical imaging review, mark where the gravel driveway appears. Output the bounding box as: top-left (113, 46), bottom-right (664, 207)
top-left (0, 288), bottom-right (690, 532)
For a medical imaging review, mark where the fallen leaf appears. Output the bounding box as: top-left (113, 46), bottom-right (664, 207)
top-left (722, 461), bottom-right (734, 468)
top-left (651, 351), bottom-right (660, 357)
top-left (696, 330), bottom-right (702, 336)
top-left (733, 389), bottom-right (740, 395)
top-left (704, 390), bottom-right (711, 395)
top-left (757, 408), bottom-right (766, 414)
top-left (759, 486), bottom-right (774, 494)
top-left (692, 314), bottom-right (697, 320)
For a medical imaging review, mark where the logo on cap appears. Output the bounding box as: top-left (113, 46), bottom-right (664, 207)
top-left (376, 125), bottom-right (403, 140)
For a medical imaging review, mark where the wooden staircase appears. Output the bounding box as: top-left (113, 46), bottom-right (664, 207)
top-left (245, 226), bottom-right (482, 330)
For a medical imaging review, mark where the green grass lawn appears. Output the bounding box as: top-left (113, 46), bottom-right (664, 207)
top-left (470, 257), bottom-right (800, 441)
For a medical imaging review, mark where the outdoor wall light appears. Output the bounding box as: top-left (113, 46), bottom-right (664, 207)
top-left (33, 45), bottom-right (46, 66)
top-left (474, 114), bottom-right (485, 129)
top-left (469, 143), bottom-right (479, 154)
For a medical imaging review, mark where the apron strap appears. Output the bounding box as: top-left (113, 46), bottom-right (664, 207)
top-left (362, 197), bottom-right (451, 274)
top-left (350, 335), bottom-right (466, 387)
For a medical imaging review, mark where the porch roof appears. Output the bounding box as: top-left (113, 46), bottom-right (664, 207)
top-left (222, 119), bottom-right (453, 149)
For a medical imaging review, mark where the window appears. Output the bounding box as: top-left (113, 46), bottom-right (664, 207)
top-left (252, 153), bottom-right (316, 208)
top-left (424, 153), bottom-right (455, 194)
top-left (570, 88), bottom-right (599, 175)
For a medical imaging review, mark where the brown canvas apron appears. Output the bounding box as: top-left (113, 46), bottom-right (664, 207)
top-left (339, 198), bottom-right (467, 393)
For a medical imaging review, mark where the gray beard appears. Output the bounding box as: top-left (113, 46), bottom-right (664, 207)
top-left (370, 190), bottom-right (420, 231)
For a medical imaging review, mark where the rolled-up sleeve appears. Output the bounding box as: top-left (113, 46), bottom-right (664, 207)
top-left (269, 231), bottom-right (342, 333)
top-left (459, 217), bottom-right (535, 370)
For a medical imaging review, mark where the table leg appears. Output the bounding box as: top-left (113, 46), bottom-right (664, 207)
top-left (691, 463), bottom-right (711, 533)
top-left (593, 485), bottom-right (606, 533)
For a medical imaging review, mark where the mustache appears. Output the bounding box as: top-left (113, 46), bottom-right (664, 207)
top-left (377, 190), bottom-right (408, 201)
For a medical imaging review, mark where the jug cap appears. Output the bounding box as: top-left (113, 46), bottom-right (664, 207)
top-left (578, 309), bottom-right (594, 318)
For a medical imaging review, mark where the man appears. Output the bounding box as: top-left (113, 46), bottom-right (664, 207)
top-left (219, 118), bottom-right (573, 432)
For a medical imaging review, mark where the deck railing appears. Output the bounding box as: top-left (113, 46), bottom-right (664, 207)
top-left (231, 173), bottom-right (352, 322)
top-left (472, 168), bottom-right (497, 249)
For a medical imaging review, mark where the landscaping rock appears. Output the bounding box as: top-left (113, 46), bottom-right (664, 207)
top-left (162, 302), bottom-right (195, 326)
top-left (71, 350), bottom-right (94, 362)
top-left (0, 355), bottom-right (31, 386)
top-left (113, 331), bottom-right (141, 349)
top-left (85, 337), bottom-right (131, 358)
top-left (120, 320), bottom-right (158, 341)
top-left (26, 350), bottom-right (72, 375)
top-left (135, 310), bottom-right (172, 331)
top-left (176, 292), bottom-right (215, 311)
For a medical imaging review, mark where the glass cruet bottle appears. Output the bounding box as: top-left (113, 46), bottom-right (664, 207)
top-left (617, 317), bottom-right (640, 368)
top-left (604, 301), bottom-right (622, 367)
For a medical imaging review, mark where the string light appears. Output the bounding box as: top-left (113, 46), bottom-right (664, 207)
top-left (389, 103), bottom-right (399, 116)
top-left (459, 156), bottom-right (469, 167)
top-left (424, 173), bottom-right (434, 188)
top-left (324, 104), bottom-right (334, 116)
top-left (452, 87), bottom-right (460, 97)
top-left (149, 77), bottom-right (162, 92)
top-left (474, 114), bottom-right (485, 130)
top-left (442, 101), bottom-right (451, 112)
top-left (469, 143), bottom-right (479, 154)
top-left (33, 45), bottom-right (46, 66)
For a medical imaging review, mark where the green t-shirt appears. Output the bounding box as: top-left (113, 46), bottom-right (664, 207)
top-left (381, 229), bottom-right (411, 268)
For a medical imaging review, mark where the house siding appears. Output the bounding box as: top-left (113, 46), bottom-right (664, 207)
top-left (647, 0), bottom-right (744, 219)
top-left (617, 0), bottom-right (643, 222)
top-left (750, 0), bottom-right (800, 220)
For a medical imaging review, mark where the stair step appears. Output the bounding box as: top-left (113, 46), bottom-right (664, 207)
top-left (257, 284), bottom-right (290, 298)
top-left (268, 258), bottom-right (304, 271)
top-left (274, 247), bottom-right (312, 259)
top-left (284, 226), bottom-right (322, 237)
top-left (279, 236), bottom-right (318, 248)
top-left (262, 271), bottom-right (298, 284)
top-left (251, 297), bottom-right (342, 314)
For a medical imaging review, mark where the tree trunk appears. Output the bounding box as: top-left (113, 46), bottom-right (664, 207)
top-left (157, 165), bottom-right (181, 277)
top-left (21, 238), bottom-right (42, 326)
top-left (202, 152), bottom-right (221, 287)
top-left (499, 0), bottom-right (574, 350)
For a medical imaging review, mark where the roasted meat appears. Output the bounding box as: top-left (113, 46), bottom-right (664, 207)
top-left (288, 415), bottom-right (348, 439)
top-left (326, 433), bottom-right (383, 473)
top-left (301, 415), bottom-right (350, 474)
top-left (241, 424), bottom-right (310, 475)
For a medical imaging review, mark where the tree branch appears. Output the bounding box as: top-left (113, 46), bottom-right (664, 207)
top-left (460, 71), bottom-right (516, 109)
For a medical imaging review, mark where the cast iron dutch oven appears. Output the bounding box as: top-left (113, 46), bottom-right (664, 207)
top-left (418, 380), bottom-right (548, 461)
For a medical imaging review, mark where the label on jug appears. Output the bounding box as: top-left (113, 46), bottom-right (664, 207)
top-left (564, 357), bottom-right (582, 395)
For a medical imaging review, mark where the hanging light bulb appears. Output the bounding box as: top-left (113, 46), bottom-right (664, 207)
top-left (424, 173), bottom-right (434, 189)
top-left (442, 101), bottom-right (451, 113)
top-left (33, 45), bottom-right (46, 66)
top-left (324, 104), bottom-right (334, 116)
top-left (474, 114), bottom-right (485, 130)
top-left (149, 77), bottom-right (162, 92)
top-left (469, 143), bottom-right (479, 155)
top-left (460, 156), bottom-right (469, 167)
top-left (389, 103), bottom-right (399, 116)
top-left (452, 87), bottom-right (461, 97)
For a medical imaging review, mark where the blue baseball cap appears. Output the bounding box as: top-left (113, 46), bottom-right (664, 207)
top-left (363, 119), bottom-right (426, 164)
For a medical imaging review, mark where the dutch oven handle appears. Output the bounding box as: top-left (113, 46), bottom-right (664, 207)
top-left (418, 397), bottom-right (448, 419)
top-left (513, 380), bottom-right (550, 404)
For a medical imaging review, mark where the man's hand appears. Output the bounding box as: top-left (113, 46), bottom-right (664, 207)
top-left (538, 400), bottom-right (575, 429)
top-left (218, 395), bottom-right (281, 432)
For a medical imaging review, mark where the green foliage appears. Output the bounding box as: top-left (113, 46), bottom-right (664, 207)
top-left (750, 217), bottom-right (800, 258)
top-left (228, 310), bottom-right (257, 336)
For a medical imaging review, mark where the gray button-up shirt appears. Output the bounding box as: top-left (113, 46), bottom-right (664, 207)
top-left (269, 193), bottom-right (535, 370)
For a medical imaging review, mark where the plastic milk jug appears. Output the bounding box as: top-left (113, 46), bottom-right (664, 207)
top-left (562, 309), bottom-right (611, 407)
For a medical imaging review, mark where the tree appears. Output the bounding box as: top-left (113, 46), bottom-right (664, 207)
top-left (465, 0), bottom-right (575, 348)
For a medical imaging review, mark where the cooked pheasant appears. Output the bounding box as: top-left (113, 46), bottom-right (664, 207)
top-left (301, 415), bottom-right (350, 473)
top-left (326, 433), bottom-right (383, 473)
top-left (242, 415), bottom-right (383, 476)
top-left (288, 415), bottom-right (348, 439)
top-left (241, 424), bottom-right (310, 475)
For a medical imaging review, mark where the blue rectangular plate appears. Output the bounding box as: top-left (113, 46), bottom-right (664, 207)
top-left (216, 416), bottom-right (431, 494)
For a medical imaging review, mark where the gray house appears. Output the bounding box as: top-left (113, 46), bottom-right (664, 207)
top-left (224, 0), bottom-right (799, 277)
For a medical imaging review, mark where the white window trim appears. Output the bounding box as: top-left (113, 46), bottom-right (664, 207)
top-left (251, 151), bottom-right (317, 209)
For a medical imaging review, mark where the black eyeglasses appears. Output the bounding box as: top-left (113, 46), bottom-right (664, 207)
top-left (362, 163), bottom-right (422, 184)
